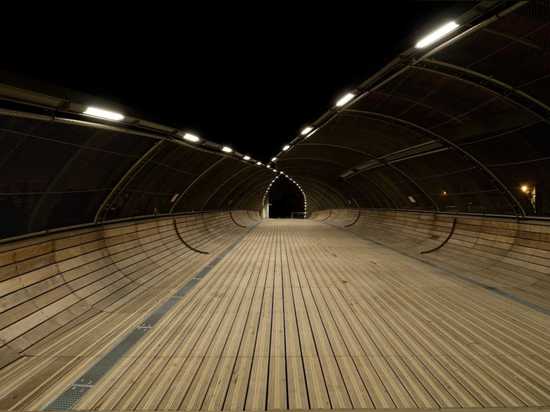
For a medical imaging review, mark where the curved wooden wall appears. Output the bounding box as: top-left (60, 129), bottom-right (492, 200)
top-left (0, 210), bottom-right (257, 369)
top-left (312, 209), bottom-right (550, 312)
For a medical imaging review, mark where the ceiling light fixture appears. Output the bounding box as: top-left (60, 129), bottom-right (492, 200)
top-left (243, 155), bottom-right (251, 160)
top-left (415, 21), bottom-right (459, 49)
top-left (301, 126), bottom-right (313, 135)
top-left (182, 133), bottom-right (200, 143)
top-left (222, 146), bottom-right (233, 153)
top-left (83, 106), bottom-right (124, 121)
top-left (282, 144), bottom-right (291, 151)
top-left (335, 92), bottom-right (355, 107)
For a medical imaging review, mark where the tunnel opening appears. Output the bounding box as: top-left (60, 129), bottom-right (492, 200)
top-left (264, 175), bottom-right (306, 218)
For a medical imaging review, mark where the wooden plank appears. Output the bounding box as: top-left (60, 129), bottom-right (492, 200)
top-left (2, 218), bottom-right (550, 411)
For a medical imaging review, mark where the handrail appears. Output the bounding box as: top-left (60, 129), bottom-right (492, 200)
top-left (229, 210), bottom-right (248, 228)
top-left (319, 209), bottom-right (332, 222)
top-left (344, 209), bottom-right (361, 228)
top-left (420, 218), bottom-right (457, 254)
top-left (172, 218), bottom-right (209, 254)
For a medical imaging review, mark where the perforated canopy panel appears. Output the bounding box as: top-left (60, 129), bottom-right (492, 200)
top-left (274, 1), bottom-right (550, 218)
top-left (1, 1), bottom-right (549, 240)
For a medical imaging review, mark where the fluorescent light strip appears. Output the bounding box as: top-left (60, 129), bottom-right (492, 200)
top-left (415, 21), bottom-right (459, 49)
top-left (83, 106), bottom-right (124, 121)
top-left (335, 92), bottom-right (355, 107)
top-left (182, 133), bottom-right (200, 143)
top-left (301, 126), bottom-right (313, 135)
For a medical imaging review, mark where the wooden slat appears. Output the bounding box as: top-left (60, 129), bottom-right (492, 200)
top-left (2, 218), bottom-right (550, 412)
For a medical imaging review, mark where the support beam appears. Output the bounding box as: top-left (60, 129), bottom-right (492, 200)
top-left (169, 158), bottom-right (225, 213)
top-left (95, 140), bottom-right (165, 223)
top-left (344, 109), bottom-right (526, 216)
top-left (416, 59), bottom-right (550, 124)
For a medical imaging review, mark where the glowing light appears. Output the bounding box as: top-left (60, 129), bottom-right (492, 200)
top-left (243, 155), bottom-right (251, 161)
top-left (83, 106), bottom-right (124, 121)
top-left (521, 185), bottom-right (529, 193)
top-left (415, 21), bottom-right (459, 49)
top-left (335, 92), bottom-right (355, 107)
top-left (182, 133), bottom-right (200, 143)
top-left (256, 161), bottom-right (262, 166)
top-left (282, 144), bottom-right (291, 151)
top-left (271, 157), bottom-right (277, 162)
top-left (301, 126), bottom-right (313, 136)
top-left (222, 146), bottom-right (233, 153)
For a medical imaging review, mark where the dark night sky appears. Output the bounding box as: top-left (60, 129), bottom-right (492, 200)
top-left (1, 2), bottom-right (474, 163)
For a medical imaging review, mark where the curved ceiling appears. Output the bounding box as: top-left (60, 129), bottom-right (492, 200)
top-left (273, 0), bottom-right (550, 218)
top-left (1, 0), bottom-right (549, 241)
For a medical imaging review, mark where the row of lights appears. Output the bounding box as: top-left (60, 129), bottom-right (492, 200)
top-left (262, 175), bottom-right (281, 207)
top-left (286, 174), bottom-right (308, 216)
top-left (82, 103), bottom-right (284, 169)
top-left (270, 92), bottom-right (354, 160)
top-left (181, 132), bottom-right (234, 156)
top-left (257, 21), bottom-right (463, 214)
top-left (262, 173), bottom-right (308, 217)
top-left (82, 102), bottom-right (299, 173)
top-left (83, 20), bottom-right (461, 176)
top-left (85, 104), bottom-right (312, 215)
top-left (270, 20), bottom-right (461, 162)
top-left (83, 100), bottom-right (314, 218)
top-left (82, 106), bottom-right (277, 172)
top-left (259, 20), bottom-right (462, 214)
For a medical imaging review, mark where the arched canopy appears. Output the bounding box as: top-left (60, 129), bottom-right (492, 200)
top-left (0, 104), bottom-right (280, 238)
top-left (1, 0), bottom-right (549, 240)
top-left (274, 0), bottom-right (550, 217)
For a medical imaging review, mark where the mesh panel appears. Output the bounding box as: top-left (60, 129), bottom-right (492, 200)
top-left (0, 115), bottom-right (152, 238)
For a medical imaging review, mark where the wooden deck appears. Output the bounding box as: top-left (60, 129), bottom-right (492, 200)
top-left (1, 219), bottom-right (550, 411)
